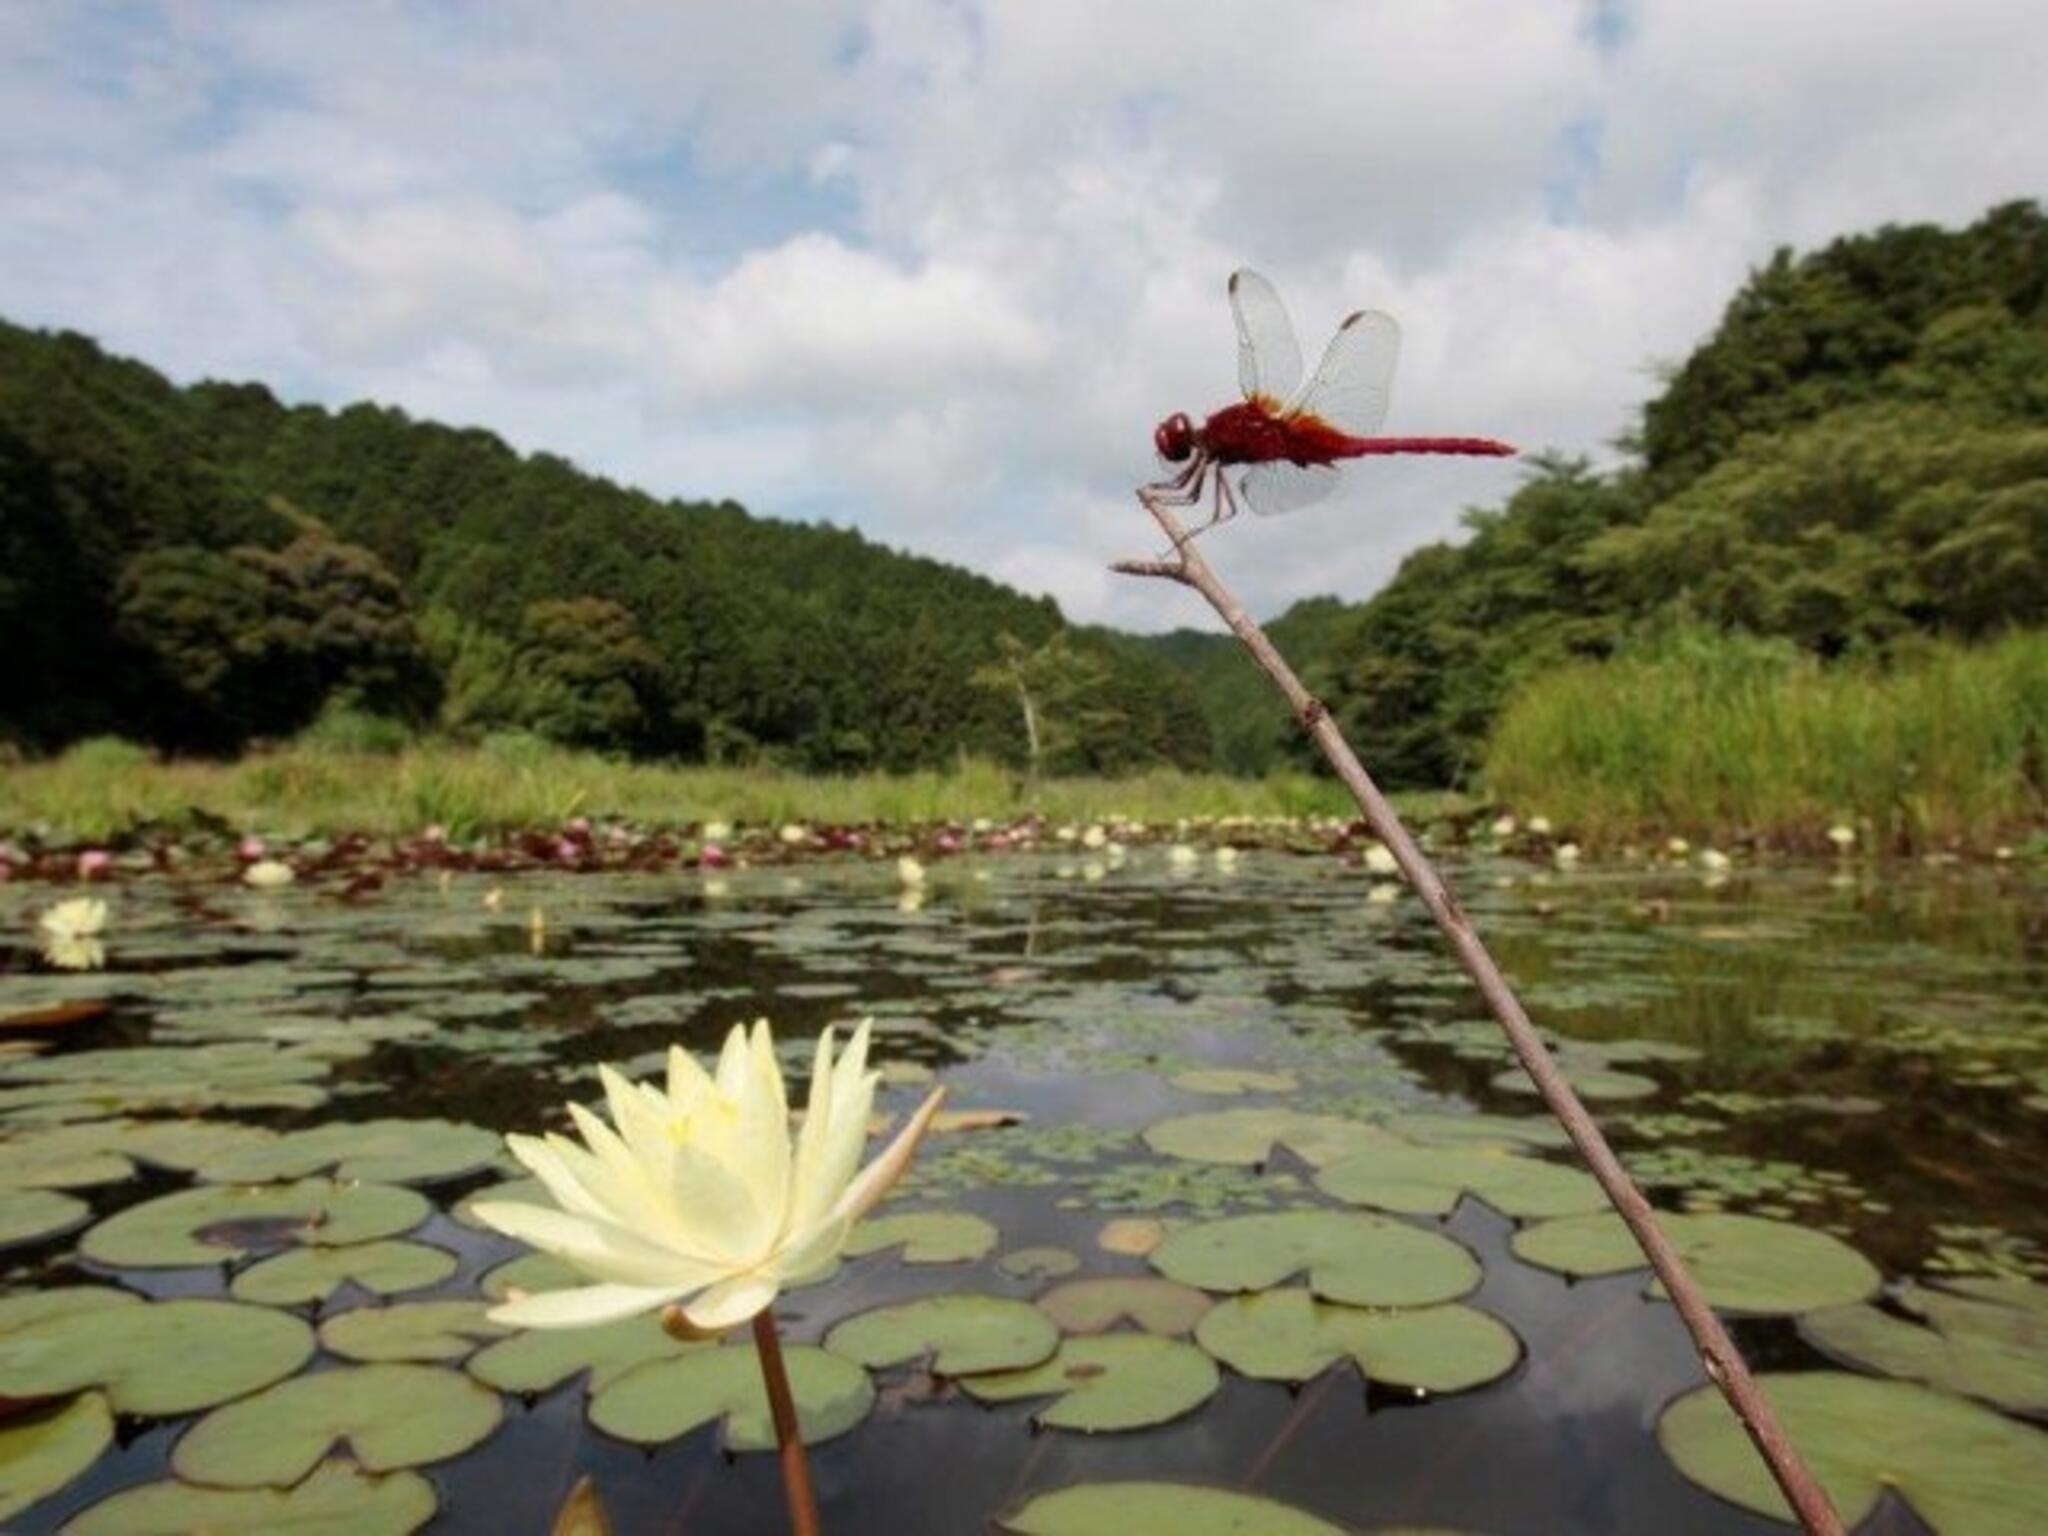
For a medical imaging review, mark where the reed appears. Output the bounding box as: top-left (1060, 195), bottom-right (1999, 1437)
top-left (0, 735), bottom-right (1397, 842)
top-left (1484, 626), bottom-right (2047, 849)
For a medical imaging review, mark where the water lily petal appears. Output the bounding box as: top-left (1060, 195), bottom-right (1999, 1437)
top-left (728, 1020), bottom-right (792, 1249)
top-left (468, 1201), bottom-right (721, 1290)
top-left (680, 1271), bottom-right (779, 1332)
top-left (666, 1044), bottom-right (716, 1107)
top-left (488, 1281), bottom-right (684, 1330)
top-left (713, 1024), bottom-right (751, 1100)
top-left (505, 1134), bottom-right (615, 1224)
top-left (829, 1086), bottom-right (947, 1226)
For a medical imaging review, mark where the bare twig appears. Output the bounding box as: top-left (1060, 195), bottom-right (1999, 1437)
top-left (752, 1306), bottom-right (822, 1536)
top-left (1114, 483), bottom-right (1845, 1536)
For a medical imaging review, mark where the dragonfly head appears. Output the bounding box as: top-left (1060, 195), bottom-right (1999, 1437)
top-left (1153, 412), bottom-right (1195, 463)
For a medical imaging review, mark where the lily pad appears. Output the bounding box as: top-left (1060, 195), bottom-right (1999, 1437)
top-left (63, 1460), bottom-right (437, 1536)
top-left (468, 1312), bottom-right (694, 1395)
top-left (999, 1246), bottom-right (1081, 1280)
top-left (81, 1179), bottom-right (430, 1267)
top-left (197, 1118), bottom-right (500, 1186)
top-left (321, 1301), bottom-right (509, 1364)
top-left (1195, 1289), bottom-right (1520, 1392)
top-left (1385, 1111), bottom-right (1569, 1149)
top-left (0, 1286), bottom-right (136, 1336)
top-left (1316, 1144), bottom-right (1606, 1220)
top-left (1799, 1277), bottom-right (2048, 1413)
top-left (478, 1251), bottom-right (582, 1301)
top-left (997, 1481), bottom-right (1348, 1534)
top-left (1511, 1212), bottom-right (1881, 1315)
top-left (1143, 1109), bottom-right (1390, 1168)
top-left (826, 1294), bottom-right (1059, 1375)
top-left (1035, 1277), bottom-right (1215, 1337)
top-left (1169, 1068), bottom-right (1300, 1096)
top-left (230, 1240), bottom-right (458, 1305)
top-left (0, 1297), bottom-right (314, 1414)
top-left (1151, 1212), bottom-right (1481, 1308)
top-left (958, 1334), bottom-right (1219, 1432)
top-left (172, 1363), bottom-right (503, 1487)
top-left (589, 1344), bottom-right (874, 1450)
top-left (845, 1210), bottom-right (999, 1264)
top-left (1658, 1370), bottom-right (2048, 1533)
top-left (0, 1188), bottom-right (89, 1249)
top-left (0, 1391), bottom-right (112, 1523)
top-left (1491, 1064), bottom-right (1658, 1101)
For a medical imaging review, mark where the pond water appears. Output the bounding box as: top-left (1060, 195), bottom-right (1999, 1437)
top-left (2, 846), bottom-right (2043, 1533)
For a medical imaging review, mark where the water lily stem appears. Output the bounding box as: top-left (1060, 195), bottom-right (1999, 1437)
top-left (752, 1305), bottom-right (823, 1536)
top-left (1112, 484), bottom-right (1846, 1536)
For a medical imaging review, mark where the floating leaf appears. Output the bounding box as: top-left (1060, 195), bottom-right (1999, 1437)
top-left (589, 1344), bottom-right (873, 1450)
top-left (0, 1391), bottom-right (111, 1523)
top-left (1511, 1212), bottom-right (1880, 1315)
top-left (0, 1286), bottom-right (135, 1336)
top-left (322, 1301), bottom-right (509, 1364)
top-left (1195, 1289), bottom-right (1519, 1392)
top-left (479, 1250), bottom-right (581, 1300)
top-left (1799, 1277), bottom-right (2048, 1413)
top-left (1491, 1064), bottom-right (1658, 1101)
top-left (826, 1294), bottom-right (1059, 1375)
top-left (845, 1210), bottom-right (998, 1264)
top-left (1169, 1068), bottom-right (1299, 1096)
top-left (231, 1240), bottom-right (458, 1305)
top-left (996, 1480), bottom-right (1348, 1534)
top-left (468, 1312), bottom-right (694, 1395)
top-left (0, 1123), bottom-right (137, 1190)
top-left (0, 1297), bottom-right (313, 1414)
top-left (1384, 1111), bottom-right (1567, 1149)
top-left (959, 1334), bottom-right (1218, 1432)
top-left (1152, 1212), bottom-right (1481, 1308)
top-left (197, 1118), bottom-right (500, 1186)
top-left (1316, 1144), bottom-right (1606, 1220)
top-left (0, 1188), bottom-right (88, 1249)
top-left (81, 1179), bottom-right (429, 1268)
top-left (1658, 1371), bottom-right (2048, 1533)
top-left (65, 1459), bottom-right (437, 1535)
top-left (172, 1363), bottom-right (502, 1487)
top-left (1036, 1277), bottom-right (1214, 1337)
top-left (999, 1247), bottom-right (1081, 1280)
top-left (1097, 1218), bottom-right (1167, 1256)
top-left (1143, 1108), bottom-right (1390, 1168)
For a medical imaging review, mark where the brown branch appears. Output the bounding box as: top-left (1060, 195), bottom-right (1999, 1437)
top-left (1113, 483), bottom-right (1846, 1536)
top-left (752, 1306), bottom-right (822, 1536)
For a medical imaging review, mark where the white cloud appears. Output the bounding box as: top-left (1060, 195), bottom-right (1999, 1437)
top-left (2, 0), bottom-right (2045, 630)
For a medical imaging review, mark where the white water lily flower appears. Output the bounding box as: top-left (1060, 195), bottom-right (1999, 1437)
top-left (475, 1019), bottom-right (943, 1333)
top-left (38, 896), bottom-right (107, 943)
top-left (1527, 815), bottom-right (1553, 837)
top-left (1490, 815), bottom-right (1518, 839)
top-left (243, 859), bottom-right (294, 889)
top-left (1362, 842), bottom-right (1398, 877)
top-left (896, 855), bottom-right (926, 888)
top-left (38, 897), bottom-right (108, 971)
top-left (1826, 824), bottom-right (1856, 850)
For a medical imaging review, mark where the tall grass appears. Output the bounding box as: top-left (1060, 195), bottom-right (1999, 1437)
top-left (1485, 626), bottom-right (2047, 849)
top-left (0, 735), bottom-right (1384, 843)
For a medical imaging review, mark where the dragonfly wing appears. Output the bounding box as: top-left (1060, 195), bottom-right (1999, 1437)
top-left (1288, 309), bottom-right (1400, 436)
top-left (1239, 461), bottom-right (1342, 518)
top-left (1230, 269), bottom-right (1305, 409)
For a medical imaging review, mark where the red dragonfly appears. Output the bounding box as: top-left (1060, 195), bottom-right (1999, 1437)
top-left (1151, 269), bottom-right (1515, 524)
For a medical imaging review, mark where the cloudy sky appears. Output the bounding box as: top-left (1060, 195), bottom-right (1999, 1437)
top-left (5, 2), bottom-right (2044, 629)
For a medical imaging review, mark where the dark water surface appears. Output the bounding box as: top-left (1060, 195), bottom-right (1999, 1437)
top-left (2, 847), bottom-right (2041, 1533)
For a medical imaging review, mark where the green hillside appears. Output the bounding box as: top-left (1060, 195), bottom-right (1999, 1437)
top-left (1287, 201), bottom-right (2048, 787)
top-left (0, 324), bottom-right (1208, 771)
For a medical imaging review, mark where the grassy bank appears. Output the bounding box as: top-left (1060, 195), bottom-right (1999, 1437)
top-left (1484, 627), bottom-right (2047, 850)
top-left (0, 735), bottom-right (1399, 843)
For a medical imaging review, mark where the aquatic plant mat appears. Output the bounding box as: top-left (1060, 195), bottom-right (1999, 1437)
top-left (2, 851), bottom-right (2043, 1531)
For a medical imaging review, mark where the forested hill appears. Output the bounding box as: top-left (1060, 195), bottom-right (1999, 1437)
top-left (0, 322), bottom-right (1210, 770)
top-left (1142, 200), bottom-right (2048, 786)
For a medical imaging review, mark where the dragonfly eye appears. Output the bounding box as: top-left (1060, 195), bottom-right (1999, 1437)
top-left (1154, 412), bottom-right (1194, 462)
